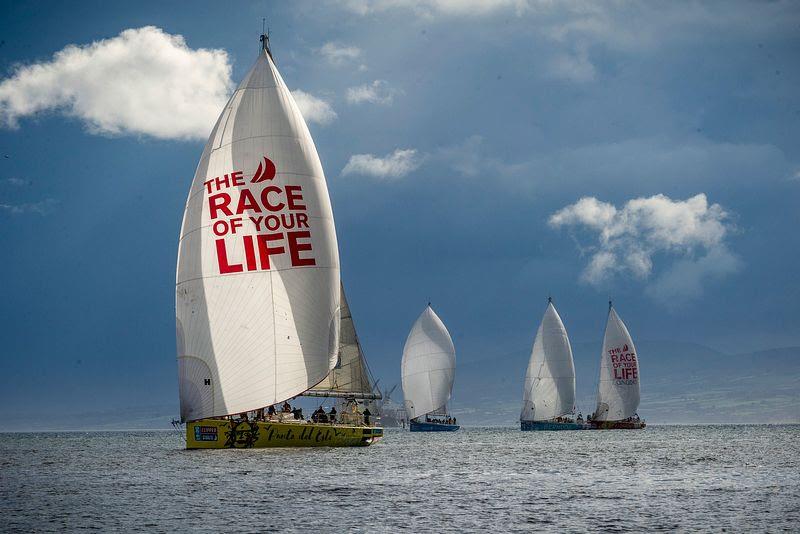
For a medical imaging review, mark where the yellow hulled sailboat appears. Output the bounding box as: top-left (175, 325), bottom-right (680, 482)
top-left (176, 33), bottom-right (382, 449)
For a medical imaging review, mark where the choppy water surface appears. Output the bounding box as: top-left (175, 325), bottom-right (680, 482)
top-left (2, 425), bottom-right (799, 532)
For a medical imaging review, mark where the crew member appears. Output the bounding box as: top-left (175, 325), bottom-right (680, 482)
top-left (314, 406), bottom-right (323, 422)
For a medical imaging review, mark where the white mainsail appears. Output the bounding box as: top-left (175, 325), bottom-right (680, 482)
top-left (176, 39), bottom-right (340, 422)
top-left (594, 305), bottom-right (641, 421)
top-left (306, 282), bottom-right (378, 399)
top-left (520, 301), bottom-right (576, 422)
top-left (401, 305), bottom-right (456, 421)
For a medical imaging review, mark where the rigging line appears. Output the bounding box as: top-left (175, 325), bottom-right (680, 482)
top-left (170, 419), bottom-right (187, 444)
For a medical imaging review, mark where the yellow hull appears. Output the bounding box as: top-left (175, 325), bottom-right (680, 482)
top-left (186, 419), bottom-right (383, 449)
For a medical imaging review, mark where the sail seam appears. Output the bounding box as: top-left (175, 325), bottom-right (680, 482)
top-left (210, 133), bottom-right (319, 152)
top-left (177, 265), bottom-right (338, 285)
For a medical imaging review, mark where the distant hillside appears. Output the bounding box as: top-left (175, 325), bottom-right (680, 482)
top-left (450, 342), bottom-right (800, 425)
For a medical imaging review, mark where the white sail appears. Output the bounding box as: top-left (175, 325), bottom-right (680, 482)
top-left (401, 305), bottom-right (456, 421)
top-left (594, 306), bottom-right (640, 421)
top-left (176, 42), bottom-right (340, 422)
top-left (520, 301), bottom-right (576, 422)
top-left (307, 282), bottom-right (376, 397)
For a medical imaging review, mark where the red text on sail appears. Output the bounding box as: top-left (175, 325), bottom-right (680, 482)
top-left (609, 346), bottom-right (638, 384)
top-left (203, 160), bottom-right (317, 274)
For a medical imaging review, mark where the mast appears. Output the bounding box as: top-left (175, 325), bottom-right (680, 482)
top-left (176, 35), bottom-right (340, 422)
top-left (260, 32), bottom-right (273, 59)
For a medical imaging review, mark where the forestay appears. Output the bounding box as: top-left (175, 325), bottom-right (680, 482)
top-left (176, 43), bottom-right (340, 422)
top-left (594, 306), bottom-right (641, 421)
top-left (306, 282), bottom-right (378, 398)
top-left (520, 302), bottom-right (576, 422)
top-left (401, 306), bottom-right (456, 420)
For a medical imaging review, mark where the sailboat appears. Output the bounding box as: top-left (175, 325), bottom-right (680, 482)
top-left (176, 33), bottom-right (382, 448)
top-left (520, 298), bottom-right (585, 431)
top-left (401, 305), bottom-right (459, 432)
top-left (588, 302), bottom-right (646, 430)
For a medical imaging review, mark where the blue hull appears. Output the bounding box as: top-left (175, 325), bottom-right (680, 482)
top-left (520, 421), bottom-right (587, 431)
top-left (409, 421), bottom-right (460, 432)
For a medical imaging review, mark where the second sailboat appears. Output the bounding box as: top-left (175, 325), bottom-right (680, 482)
top-left (520, 298), bottom-right (584, 430)
top-left (401, 305), bottom-right (459, 432)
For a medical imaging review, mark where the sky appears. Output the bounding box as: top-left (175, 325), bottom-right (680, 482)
top-left (1, 0), bottom-right (798, 422)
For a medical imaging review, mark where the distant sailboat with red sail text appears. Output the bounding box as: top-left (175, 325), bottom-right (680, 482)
top-left (588, 302), bottom-right (646, 430)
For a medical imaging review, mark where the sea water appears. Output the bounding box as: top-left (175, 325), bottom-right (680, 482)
top-left (2, 425), bottom-right (798, 532)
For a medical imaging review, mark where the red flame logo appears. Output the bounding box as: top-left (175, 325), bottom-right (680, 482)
top-left (251, 156), bottom-right (276, 183)
top-left (623, 344), bottom-right (629, 352)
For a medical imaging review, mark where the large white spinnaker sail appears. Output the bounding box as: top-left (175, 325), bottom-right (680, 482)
top-left (520, 300), bottom-right (576, 422)
top-left (176, 39), bottom-right (340, 422)
top-left (593, 305), bottom-right (640, 422)
top-left (401, 305), bottom-right (456, 421)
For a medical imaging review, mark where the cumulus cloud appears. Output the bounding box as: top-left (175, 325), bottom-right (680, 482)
top-left (550, 196), bottom-right (616, 231)
top-left (341, 148), bottom-right (421, 179)
top-left (549, 193), bottom-right (740, 300)
top-left (0, 198), bottom-right (58, 215)
top-left (290, 90), bottom-right (337, 125)
top-left (346, 80), bottom-right (399, 105)
top-left (318, 42), bottom-right (362, 66)
top-left (0, 26), bottom-right (232, 140)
